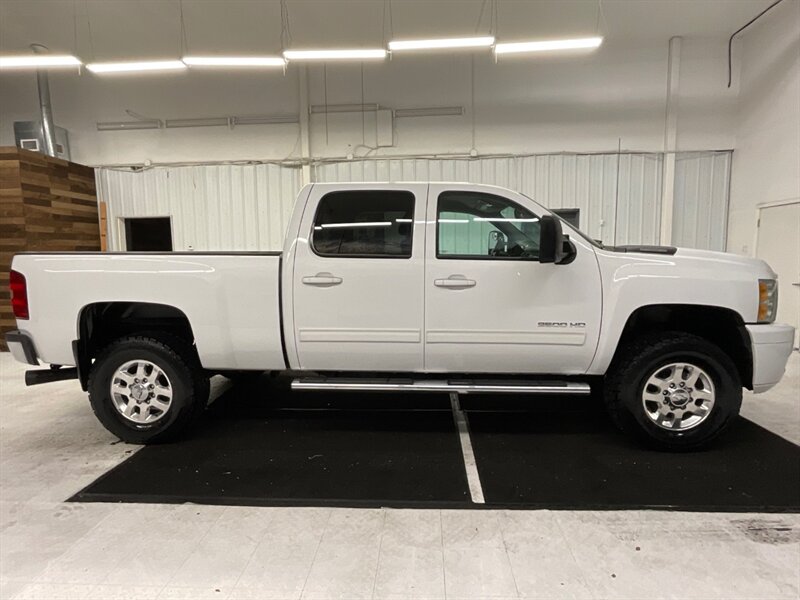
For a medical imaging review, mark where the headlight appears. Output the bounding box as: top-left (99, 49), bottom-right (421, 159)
top-left (758, 279), bottom-right (778, 323)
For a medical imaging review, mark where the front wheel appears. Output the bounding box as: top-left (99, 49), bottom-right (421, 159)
top-left (88, 334), bottom-right (209, 444)
top-left (604, 332), bottom-right (742, 451)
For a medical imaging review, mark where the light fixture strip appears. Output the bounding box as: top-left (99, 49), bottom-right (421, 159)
top-left (283, 49), bottom-right (387, 61)
top-left (394, 106), bottom-right (464, 118)
top-left (0, 55), bottom-right (82, 68)
top-left (96, 121), bottom-right (161, 131)
top-left (86, 60), bottom-right (187, 73)
top-left (182, 56), bottom-right (285, 67)
top-left (389, 36), bottom-right (495, 51)
top-left (494, 37), bottom-right (603, 55)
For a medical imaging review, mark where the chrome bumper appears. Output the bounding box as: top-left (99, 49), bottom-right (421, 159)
top-left (746, 323), bottom-right (795, 393)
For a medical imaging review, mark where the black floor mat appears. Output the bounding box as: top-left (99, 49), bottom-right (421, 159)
top-left (467, 403), bottom-right (800, 512)
top-left (71, 383), bottom-right (471, 508)
top-left (72, 380), bottom-right (800, 512)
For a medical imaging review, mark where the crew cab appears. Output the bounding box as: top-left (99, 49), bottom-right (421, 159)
top-left (5, 182), bottom-right (795, 450)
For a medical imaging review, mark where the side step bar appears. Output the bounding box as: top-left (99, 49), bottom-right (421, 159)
top-left (291, 377), bottom-right (591, 395)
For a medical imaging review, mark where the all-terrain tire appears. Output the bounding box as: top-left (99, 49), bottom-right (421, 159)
top-left (604, 331), bottom-right (742, 451)
top-left (87, 333), bottom-right (209, 444)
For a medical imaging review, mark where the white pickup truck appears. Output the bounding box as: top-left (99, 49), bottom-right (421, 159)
top-left (6, 182), bottom-right (795, 450)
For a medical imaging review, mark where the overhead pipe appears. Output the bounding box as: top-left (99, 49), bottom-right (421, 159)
top-left (30, 43), bottom-right (58, 157)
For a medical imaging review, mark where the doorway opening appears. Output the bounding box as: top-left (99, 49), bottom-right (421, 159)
top-left (124, 217), bottom-right (173, 251)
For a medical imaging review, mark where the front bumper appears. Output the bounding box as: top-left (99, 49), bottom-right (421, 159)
top-left (5, 330), bottom-right (39, 366)
top-left (746, 323), bottom-right (795, 393)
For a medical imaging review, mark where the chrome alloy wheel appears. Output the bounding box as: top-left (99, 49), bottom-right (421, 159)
top-left (641, 362), bottom-right (715, 431)
top-left (110, 359), bottom-right (173, 424)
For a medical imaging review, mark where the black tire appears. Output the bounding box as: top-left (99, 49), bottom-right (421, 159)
top-left (88, 334), bottom-right (209, 444)
top-left (604, 331), bottom-right (742, 451)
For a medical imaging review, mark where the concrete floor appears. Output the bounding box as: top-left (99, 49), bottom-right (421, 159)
top-left (1, 351), bottom-right (798, 600)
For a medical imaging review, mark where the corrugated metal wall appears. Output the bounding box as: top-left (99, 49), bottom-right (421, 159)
top-left (96, 150), bottom-right (731, 251)
top-left (313, 154), bottom-right (666, 246)
top-left (97, 164), bottom-right (302, 251)
top-left (672, 151), bottom-right (731, 251)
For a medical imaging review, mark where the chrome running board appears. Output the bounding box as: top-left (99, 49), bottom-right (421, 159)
top-left (291, 377), bottom-right (591, 395)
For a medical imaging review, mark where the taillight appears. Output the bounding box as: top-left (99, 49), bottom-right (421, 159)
top-left (9, 270), bottom-right (29, 319)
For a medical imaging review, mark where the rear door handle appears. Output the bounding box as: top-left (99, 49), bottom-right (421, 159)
top-left (302, 273), bottom-right (343, 287)
top-left (434, 276), bottom-right (476, 289)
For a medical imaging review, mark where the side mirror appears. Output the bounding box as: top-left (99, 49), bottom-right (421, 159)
top-left (539, 215), bottom-right (575, 264)
top-left (488, 231), bottom-right (507, 256)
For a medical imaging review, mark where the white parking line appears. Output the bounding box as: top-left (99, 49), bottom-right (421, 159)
top-left (450, 392), bottom-right (485, 504)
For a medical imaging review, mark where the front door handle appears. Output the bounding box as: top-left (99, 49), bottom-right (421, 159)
top-left (302, 272), bottom-right (343, 287)
top-left (434, 275), bottom-right (476, 289)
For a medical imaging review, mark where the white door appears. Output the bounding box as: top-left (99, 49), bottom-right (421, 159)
top-left (756, 201), bottom-right (800, 347)
top-left (424, 184), bottom-right (603, 374)
top-left (292, 184), bottom-right (428, 371)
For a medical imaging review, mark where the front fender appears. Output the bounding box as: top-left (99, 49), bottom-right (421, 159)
top-left (588, 250), bottom-right (758, 375)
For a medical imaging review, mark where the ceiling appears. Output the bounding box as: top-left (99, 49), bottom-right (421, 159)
top-left (0, 0), bottom-right (777, 60)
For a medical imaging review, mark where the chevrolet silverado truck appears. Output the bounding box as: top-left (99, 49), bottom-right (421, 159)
top-left (5, 182), bottom-right (795, 450)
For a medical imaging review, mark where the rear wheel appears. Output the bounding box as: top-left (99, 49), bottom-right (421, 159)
top-left (88, 334), bottom-right (209, 444)
top-left (604, 332), bottom-right (742, 451)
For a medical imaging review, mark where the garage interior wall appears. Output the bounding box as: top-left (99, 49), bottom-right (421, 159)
top-left (672, 151), bottom-right (732, 250)
top-left (0, 3), bottom-right (741, 165)
top-left (96, 150), bottom-right (730, 252)
top-left (98, 164), bottom-right (302, 252)
top-left (1, 1), bottom-right (791, 256)
top-left (728, 0), bottom-right (800, 257)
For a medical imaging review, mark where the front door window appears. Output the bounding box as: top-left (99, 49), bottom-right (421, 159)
top-left (437, 191), bottom-right (540, 260)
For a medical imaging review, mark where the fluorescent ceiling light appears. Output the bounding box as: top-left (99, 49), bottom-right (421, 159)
top-left (0, 55), bottom-right (81, 68)
top-left (86, 60), bottom-right (186, 74)
top-left (389, 36), bottom-right (494, 51)
top-left (320, 221), bottom-right (392, 229)
top-left (96, 120), bottom-right (161, 131)
top-left (394, 106), bottom-right (464, 118)
top-left (283, 49), bottom-right (387, 61)
top-left (183, 56), bottom-right (285, 67)
top-left (494, 37), bottom-right (603, 55)
top-left (474, 217), bottom-right (539, 222)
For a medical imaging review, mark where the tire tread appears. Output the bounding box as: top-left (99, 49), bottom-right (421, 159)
top-left (604, 331), bottom-right (741, 451)
top-left (87, 333), bottom-right (208, 444)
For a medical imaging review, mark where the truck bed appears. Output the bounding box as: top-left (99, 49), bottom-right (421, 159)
top-left (11, 252), bottom-right (286, 371)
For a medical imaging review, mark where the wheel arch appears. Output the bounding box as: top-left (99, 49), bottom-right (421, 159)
top-left (608, 304), bottom-right (753, 390)
top-left (75, 301), bottom-right (197, 391)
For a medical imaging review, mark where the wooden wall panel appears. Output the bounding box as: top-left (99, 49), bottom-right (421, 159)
top-left (0, 147), bottom-right (100, 351)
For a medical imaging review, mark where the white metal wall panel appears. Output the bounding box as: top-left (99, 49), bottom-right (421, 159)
top-left (96, 151), bottom-right (728, 253)
top-left (672, 151), bottom-right (731, 251)
top-left (96, 164), bottom-right (302, 251)
top-left (314, 154), bottom-right (664, 246)
top-left (613, 154), bottom-right (665, 247)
